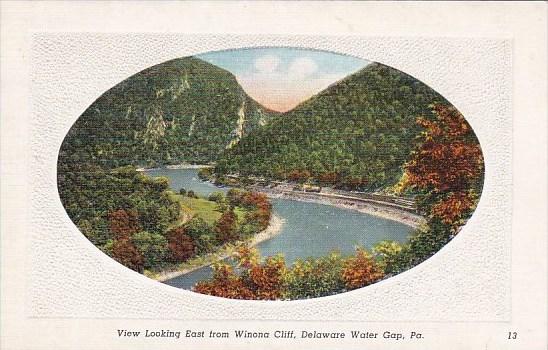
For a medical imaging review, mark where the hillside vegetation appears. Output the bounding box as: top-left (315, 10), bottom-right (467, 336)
top-left (59, 57), bottom-right (277, 169)
top-left (57, 57), bottom-right (278, 273)
top-left (57, 56), bottom-right (483, 288)
top-left (215, 63), bottom-right (450, 191)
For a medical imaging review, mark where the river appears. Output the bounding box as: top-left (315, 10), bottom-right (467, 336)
top-left (145, 168), bottom-right (413, 289)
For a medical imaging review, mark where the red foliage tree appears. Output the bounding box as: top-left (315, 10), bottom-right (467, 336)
top-left (342, 249), bottom-right (384, 290)
top-left (215, 209), bottom-right (238, 243)
top-left (244, 208), bottom-right (271, 230)
top-left (167, 227), bottom-right (196, 262)
top-left (404, 104), bottom-right (484, 226)
top-left (108, 209), bottom-right (141, 239)
top-left (111, 238), bottom-right (144, 273)
top-left (342, 176), bottom-right (368, 189)
top-left (318, 172), bottom-right (340, 186)
top-left (287, 169), bottom-right (311, 183)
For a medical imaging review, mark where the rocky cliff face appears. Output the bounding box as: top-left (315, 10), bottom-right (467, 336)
top-left (59, 57), bottom-right (275, 169)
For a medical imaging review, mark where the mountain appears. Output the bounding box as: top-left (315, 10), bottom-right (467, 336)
top-left (58, 57), bottom-right (277, 169)
top-left (57, 57), bottom-right (279, 257)
top-left (215, 63), bottom-right (450, 190)
top-left (57, 57), bottom-right (475, 265)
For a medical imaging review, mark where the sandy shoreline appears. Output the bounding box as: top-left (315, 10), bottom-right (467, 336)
top-left (146, 171), bottom-right (423, 283)
top-left (137, 163), bottom-right (213, 172)
top-left (165, 164), bottom-right (213, 170)
top-left (151, 190), bottom-right (422, 282)
top-left (151, 214), bottom-right (285, 282)
top-left (248, 214), bottom-right (286, 246)
top-left (255, 188), bottom-right (425, 229)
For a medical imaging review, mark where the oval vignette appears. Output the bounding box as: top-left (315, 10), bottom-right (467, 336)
top-left (57, 47), bottom-right (484, 300)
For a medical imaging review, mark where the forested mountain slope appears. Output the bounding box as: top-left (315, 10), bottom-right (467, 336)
top-left (58, 57), bottom-right (277, 169)
top-left (215, 63), bottom-right (450, 190)
top-left (57, 57), bottom-right (277, 262)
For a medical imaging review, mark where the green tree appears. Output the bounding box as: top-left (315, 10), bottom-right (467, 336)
top-left (184, 218), bottom-right (217, 254)
top-left (131, 231), bottom-right (169, 270)
top-left (372, 240), bottom-right (409, 275)
top-left (283, 252), bottom-right (346, 299)
top-left (208, 191), bottom-right (225, 203)
top-left (78, 218), bottom-right (110, 247)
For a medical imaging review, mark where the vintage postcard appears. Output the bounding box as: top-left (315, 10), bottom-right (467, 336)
top-left (1, 2), bottom-right (546, 349)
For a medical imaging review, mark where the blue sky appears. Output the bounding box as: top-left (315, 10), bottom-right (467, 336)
top-left (196, 47), bottom-right (370, 112)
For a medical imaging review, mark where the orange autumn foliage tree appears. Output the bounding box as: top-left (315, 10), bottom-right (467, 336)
top-left (193, 263), bottom-right (255, 300)
top-left (404, 104), bottom-right (484, 228)
top-left (240, 191), bottom-right (270, 209)
top-left (195, 245), bottom-right (389, 300)
top-left (193, 245), bottom-right (286, 300)
top-left (342, 248), bottom-right (384, 290)
top-left (248, 256), bottom-right (287, 300)
top-left (241, 192), bottom-right (272, 229)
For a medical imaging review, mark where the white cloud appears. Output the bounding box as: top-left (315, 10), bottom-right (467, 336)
top-left (238, 56), bottom-right (366, 112)
top-left (288, 57), bottom-right (318, 78)
top-left (254, 55), bottom-right (280, 74)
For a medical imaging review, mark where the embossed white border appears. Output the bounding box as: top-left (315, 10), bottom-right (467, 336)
top-left (27, 33), bottom-right (511, 322)
top-left (4, 3), bottom-right (547, 350)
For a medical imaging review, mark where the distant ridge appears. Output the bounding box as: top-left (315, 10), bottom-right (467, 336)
top-left (215, 62), bottom-right (456, 191)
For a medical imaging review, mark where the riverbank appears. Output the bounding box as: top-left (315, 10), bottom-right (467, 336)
top-left (136, 163), bottom-right (213, 172)
top-left (252, 186), bottom-right (425, 229)
top-left (149, 214), bottom-right (285, 282)
top-left (165, 164), bottom-right (213, 170)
